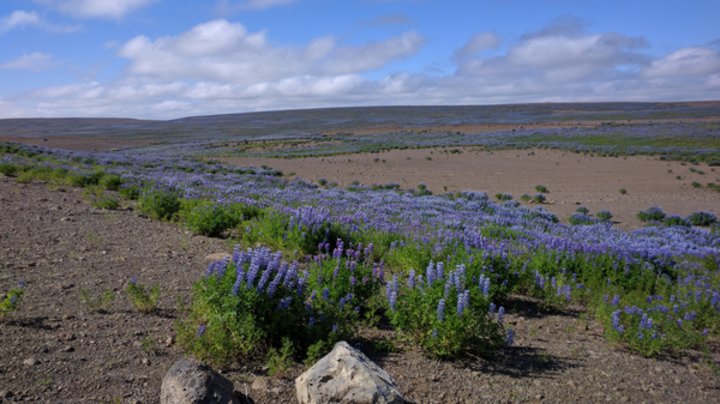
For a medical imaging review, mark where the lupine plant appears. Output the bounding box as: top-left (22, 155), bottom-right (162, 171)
top-left (0, 280), bottom-right (26, 318)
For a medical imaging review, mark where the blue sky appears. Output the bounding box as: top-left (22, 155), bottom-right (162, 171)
top-left (0, 0), bottom-right (718, 119)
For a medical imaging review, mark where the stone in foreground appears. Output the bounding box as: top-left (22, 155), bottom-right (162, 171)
top-left (161, 357), bottom-right (238, 404)
top-left (296, 341), bottom-right (405, 404)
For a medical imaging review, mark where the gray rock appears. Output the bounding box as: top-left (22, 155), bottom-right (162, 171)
top-left (160, 357), bottom-right (238, 404)
top-left (296, 341), bottom-right (405, 404)
top-left (23, 357), bottom-right (39, 366)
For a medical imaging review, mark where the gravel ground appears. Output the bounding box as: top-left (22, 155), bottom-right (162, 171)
top-left (0, 177), bottom-right (718, 403)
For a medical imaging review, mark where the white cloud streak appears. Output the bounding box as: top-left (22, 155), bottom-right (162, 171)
top-left (1, 52), bottom-right (58, 71)
top-left (0, 10), bottom-right (80, 33)
top-left (36, 0), bottom-right (156, 19)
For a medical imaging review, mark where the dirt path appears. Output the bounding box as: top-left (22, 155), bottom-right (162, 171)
top-left (221, 148), bottom-right (720, 229)
top-left (0, 177), bottom-right (718, 403)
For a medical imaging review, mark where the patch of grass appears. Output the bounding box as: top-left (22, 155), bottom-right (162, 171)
top-left (79, 288), bottom-right (115, 313)
top-left (126, 278), bottom-right (160, 314)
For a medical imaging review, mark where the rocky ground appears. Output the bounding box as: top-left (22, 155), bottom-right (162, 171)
top-left (0, 176), bottom-right (718, 403)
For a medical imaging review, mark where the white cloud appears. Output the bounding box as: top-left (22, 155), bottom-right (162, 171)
top-left (0, 9), bottom-right (81, 32)
top-left (644, 47), bottom-right (720, 78)
top-left (453, 32), bottom-right (500, 62)
top-left (118, 19), bottom-right (423, 83)
top-left (2, 19), bottom-right (719, 119)
top-left (215, 0), bottom-right (297, 13)
top-left (0, 10), bottom-right (41, 32)
top-left (1, 52), bottom-right (58, 71)
top-left (38, 0), bottom-right (156, 19)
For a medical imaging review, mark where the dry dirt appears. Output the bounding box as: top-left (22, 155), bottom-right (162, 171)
top-left (1, 177), bottom-right (719, 403)
top-left (221, 148), bottom-right (720, 229)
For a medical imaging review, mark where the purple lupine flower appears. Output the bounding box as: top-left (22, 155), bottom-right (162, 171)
top-left (683, 311), bottom-right (696, 321)
top-left (322, 287), bottom-right (330, 300)
top-left (333, 265), bottom-right (340, 279)
top-left (256, 268), bottom-right (271, 292)
top-left (551, 276), bottom-right (557, 289)
top-left (196, 324), bottom-right (206, 337)
top-left (426, 261), bottom-right (435, 285)
top-left (456, 293), bottom-right (465, 317)
top-left (129, 276), bottom-right (138, 285)
top-left (497, 306), bottom-right (505, 322)
top-left (389, 290), bottom-right (397, 311)
top-left (479, 275), bottom-right (490, 296)
top-left (437, 299), bottom-right (446, 322)
top-left (277, 296), bottom-right (292, 310)
top-left (506, 328), bottom-right (515, 346)
top-left (611, 310), bottom-right (624, 334)
top-left (611, 295), bottom-right (620, 306)
top-left (489, 302), bottom-right (496, 316)
top-left (16, 279), bottom-right (26, 289)
top-left (407, 269), bottom-right (416, 289)
top-left (349, 276), bottom-right (357, 287)
top-left (331, 323), bottom-right (338, 334)
top-left (436, 262), bottom-right (445, 281)
top-left (564, 285), bottom-right (572, 302)
top-left (535, 272), bottom-right (544, 289)
top-left (308, 316), bottom-right (316, 326)
top-left (231, 263), bottom-right (245, 296)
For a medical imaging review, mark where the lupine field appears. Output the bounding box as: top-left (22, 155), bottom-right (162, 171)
top-left (1, 104), bottom-right (719, 400)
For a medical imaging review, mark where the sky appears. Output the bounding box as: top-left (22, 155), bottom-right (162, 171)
top-left (0, 0), bottom-right (719, 119)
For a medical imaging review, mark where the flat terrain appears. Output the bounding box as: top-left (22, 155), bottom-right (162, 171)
top-left (1, 177), bottom-right (719, 403)
top-left (220, 148), bottom-right (719, 229)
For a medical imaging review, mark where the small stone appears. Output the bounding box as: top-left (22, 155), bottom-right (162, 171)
top-left (164, 336), bottom-right (174, 347)
top-left (23, 358), bottom-right (39, 366)
top-left (160, 357), bottom-right (237, 404)
top-left (59, 346), bottom-right (74, 353)
top-left (252, 377), bottom-right (268, 391)
top-left (205, 252), bottom-right (231, 262)
top-left (141, 358), bottom-right (150, 366)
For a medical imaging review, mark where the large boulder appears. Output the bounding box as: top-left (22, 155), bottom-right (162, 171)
top-left (296, 341), bottom-right (405, 404)
top-left (161, 357), bottom-right (238, 404)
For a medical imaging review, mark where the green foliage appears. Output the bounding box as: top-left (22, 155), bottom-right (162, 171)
top-left (0, 163), bottom-right (19, 177)
top-left (519, 194), bottom-right (531, 202)
top-left (619, 188), bottom-right (627, 195)
top-left (575, 206), bottom-right (589, 215)
top-left (531, 193), bottom-right (546, 204)
top-left (687, 211), bottom-right (717, 226)
top-left (177, 243), bottom-right (383, 367)
top-left (534, 184), bottom-right (549, 193)
top-left (266, 337), bottom-right (295, 376)
top-left (79, 288), bottom-right (115, 313)
top-left (92, 195), bottom-right (120, 210)
top-left (596, 210), bottom-right (613, 222)
top-left (387, 267), bottom-right (505, 359)
top-left (137, 187), bottom-right (181, 221)
top-left (637, 207), bottom-right (666, 223)
top-left (663, 215), bottom-right (690, 227)
top-left (0, 285), bottom-right (24, 318)
top-left (495, 193), bottom-right (513, 201)
top-left (569, 213), bottom-right (596, 225)
top-left (119, 184), bottom-right (141, 200)
top-left (126, 279), bottom-right (161, 314)
top-left (182, 201), bottom-right (259, 237)
top-left (99, 174), bottom-right (123, 191)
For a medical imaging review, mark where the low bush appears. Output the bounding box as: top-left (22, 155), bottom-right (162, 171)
top-left (663, 215), bottom-right (690, 227)
top-left (79, 288), bottom-right (115, 313)
top-left (0, 281), bottom-right (25, 318)
top-left (534, 185), bottom-right (549, 193)
top-left (137, 187), bottom-right (181, 221)
top-left (596, 210), bottom-right (613, 222)
top-left (569, 213), bottom-right (596, 225)
top-left (637, 207), bottom-right (666, 223)
top-left (687, 211), bottom-right (717, 226)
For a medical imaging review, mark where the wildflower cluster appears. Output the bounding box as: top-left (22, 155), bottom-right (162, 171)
top-left (0, 280), bottom-right (26, 318)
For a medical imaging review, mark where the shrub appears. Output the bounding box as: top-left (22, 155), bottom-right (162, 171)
top-left (0, 163), bottom-right (19, 177)
top-left (687, 211), bottom-right (717, 226)
top-left (183, 202), bottom-right (249, 237)
top-left (93, 196), bottom-right (120, 210)
top-left (126, 278), bottom-right (160, 314)
top-left (79, 288), bottom-right (115, 313)
top-left (0, 281), bottom-right (25, 318)
top-left (575, 206), bottom-right (589, 215)
top-left (596, 210), bottom-right (613, 222)
top-left (387, 262), bottom-right (506, 358)
top-left (177, 243), bottom-right (383, 366)
top-left (99, 174), bottom-right (123, 191)
top-left (619, 188), bottom-right (627, 195)
top-left (495, 193), bottom-right (513, 202)
top-left (519, 194), bottom-right (531, 202)
top-left (691, 181), bottom-right (702, 188)
top-left (137, 187), bottom-right (181, 221)
top-left (535, 185), bottom-right (549, 193)
top-left (663, 215), bottom-right (690, 227)
top-left (119, 184), bottom-right (141, 200)
top-left (637, 207), bottom-right (666, 223)
top-left (569, 213), bottom-right (596, 226)
top-left (531, 193), bottom-right (546, 204)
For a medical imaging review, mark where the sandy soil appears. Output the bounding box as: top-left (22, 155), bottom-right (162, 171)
top-left (220, 148), bottom-right (720, 229)
top-left (0, 177), bottom-right (719, 403)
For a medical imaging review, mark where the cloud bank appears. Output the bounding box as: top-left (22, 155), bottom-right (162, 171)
top-left (3, 18), bottom-right (719, 118)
